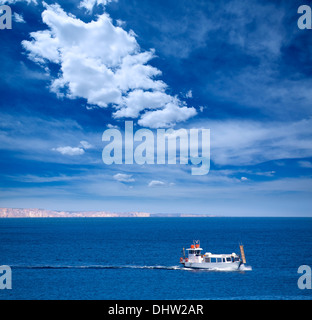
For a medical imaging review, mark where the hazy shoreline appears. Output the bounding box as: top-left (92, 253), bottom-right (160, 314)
top-left (0, 208), bottom-right (215, 218)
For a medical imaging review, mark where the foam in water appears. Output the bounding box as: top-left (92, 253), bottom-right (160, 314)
top-left (11, 264), bottom-right (252, 272)
top-left (239, 264), bottom-right (252, 271)
top-left (11, 265), bottom-right (181, 270)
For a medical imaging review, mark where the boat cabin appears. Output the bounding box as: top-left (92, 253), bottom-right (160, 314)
top-left (185, 242), bottom-right (241, 264)
top-left (203, 253), bottom-right (240, 263)
top-left (186, 243), bottom-right (203, 263)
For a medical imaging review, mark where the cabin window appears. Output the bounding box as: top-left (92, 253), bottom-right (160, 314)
top-left (222, 258), bottom-right (226, 262)
top-left (205, 258), bottom-right (210, 263)
top-left (234, 257), bottom-right (240, 262)
top-left (226, 257), bottom-right (231, 262)
top-left (189, 250), bottom-right (194, 254)
top-left (217, 258), bottom-right (222, 263)
top-left (210, 258), bottom-right (217, 263)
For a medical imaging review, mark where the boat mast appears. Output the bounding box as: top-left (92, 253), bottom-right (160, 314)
top-left (239, 244), bottom-right (246, 264)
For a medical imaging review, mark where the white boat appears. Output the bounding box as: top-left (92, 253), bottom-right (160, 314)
top-left (180, 240), bottom-right (247, 270)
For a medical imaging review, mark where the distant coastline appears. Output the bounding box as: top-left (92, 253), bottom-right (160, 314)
top-left (0, 207), bottom-right (215, 218)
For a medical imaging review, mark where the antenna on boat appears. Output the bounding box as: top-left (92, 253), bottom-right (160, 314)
top-left (239, 242), bottom-right (247, 264)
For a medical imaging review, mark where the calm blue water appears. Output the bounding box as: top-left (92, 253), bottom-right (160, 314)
top-left (0, 218), bottom-right (311, 300)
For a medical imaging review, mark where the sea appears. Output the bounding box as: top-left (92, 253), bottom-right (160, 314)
top-left (0, 217), bottom-right (311, 300)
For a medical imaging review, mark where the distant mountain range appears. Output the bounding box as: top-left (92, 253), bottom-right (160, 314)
top-left (0, 208), bottom-right (214, 218)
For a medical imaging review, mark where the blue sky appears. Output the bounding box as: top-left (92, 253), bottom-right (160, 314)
top-left (0, 0), bottom-right (312, 216)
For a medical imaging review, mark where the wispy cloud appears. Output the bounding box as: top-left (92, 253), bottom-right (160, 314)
top-left (78, 0), bottom-right (117, 13)
top-left (196, 118), bottom-right (312, 166)
top-left (13, 12), bottom-right (26, 23)
top-left (148, 180), bottom-right (166, 187)
top-left (0, 112), bottom-right (100, 164)
top-left (0, 0), bottom-right (37, 4)
top-left (79, 141), bottom-right (93, 150)
top-left (113, 173), bottom-right (135, 183)
top-left (298, 161), bottom-right (312, 168)
top-left (52, 146), bottom-right (85, 156)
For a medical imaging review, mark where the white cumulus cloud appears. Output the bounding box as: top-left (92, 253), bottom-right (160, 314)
top-left (22, 3), bottom-right (196, 128)
top-left (113, 89), bottom-right (173, 119)
top-left (139, 102), bottom-right (197, 128)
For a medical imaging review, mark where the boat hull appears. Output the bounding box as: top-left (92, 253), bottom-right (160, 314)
top-left (183, 261), bottom-right (241, 270)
